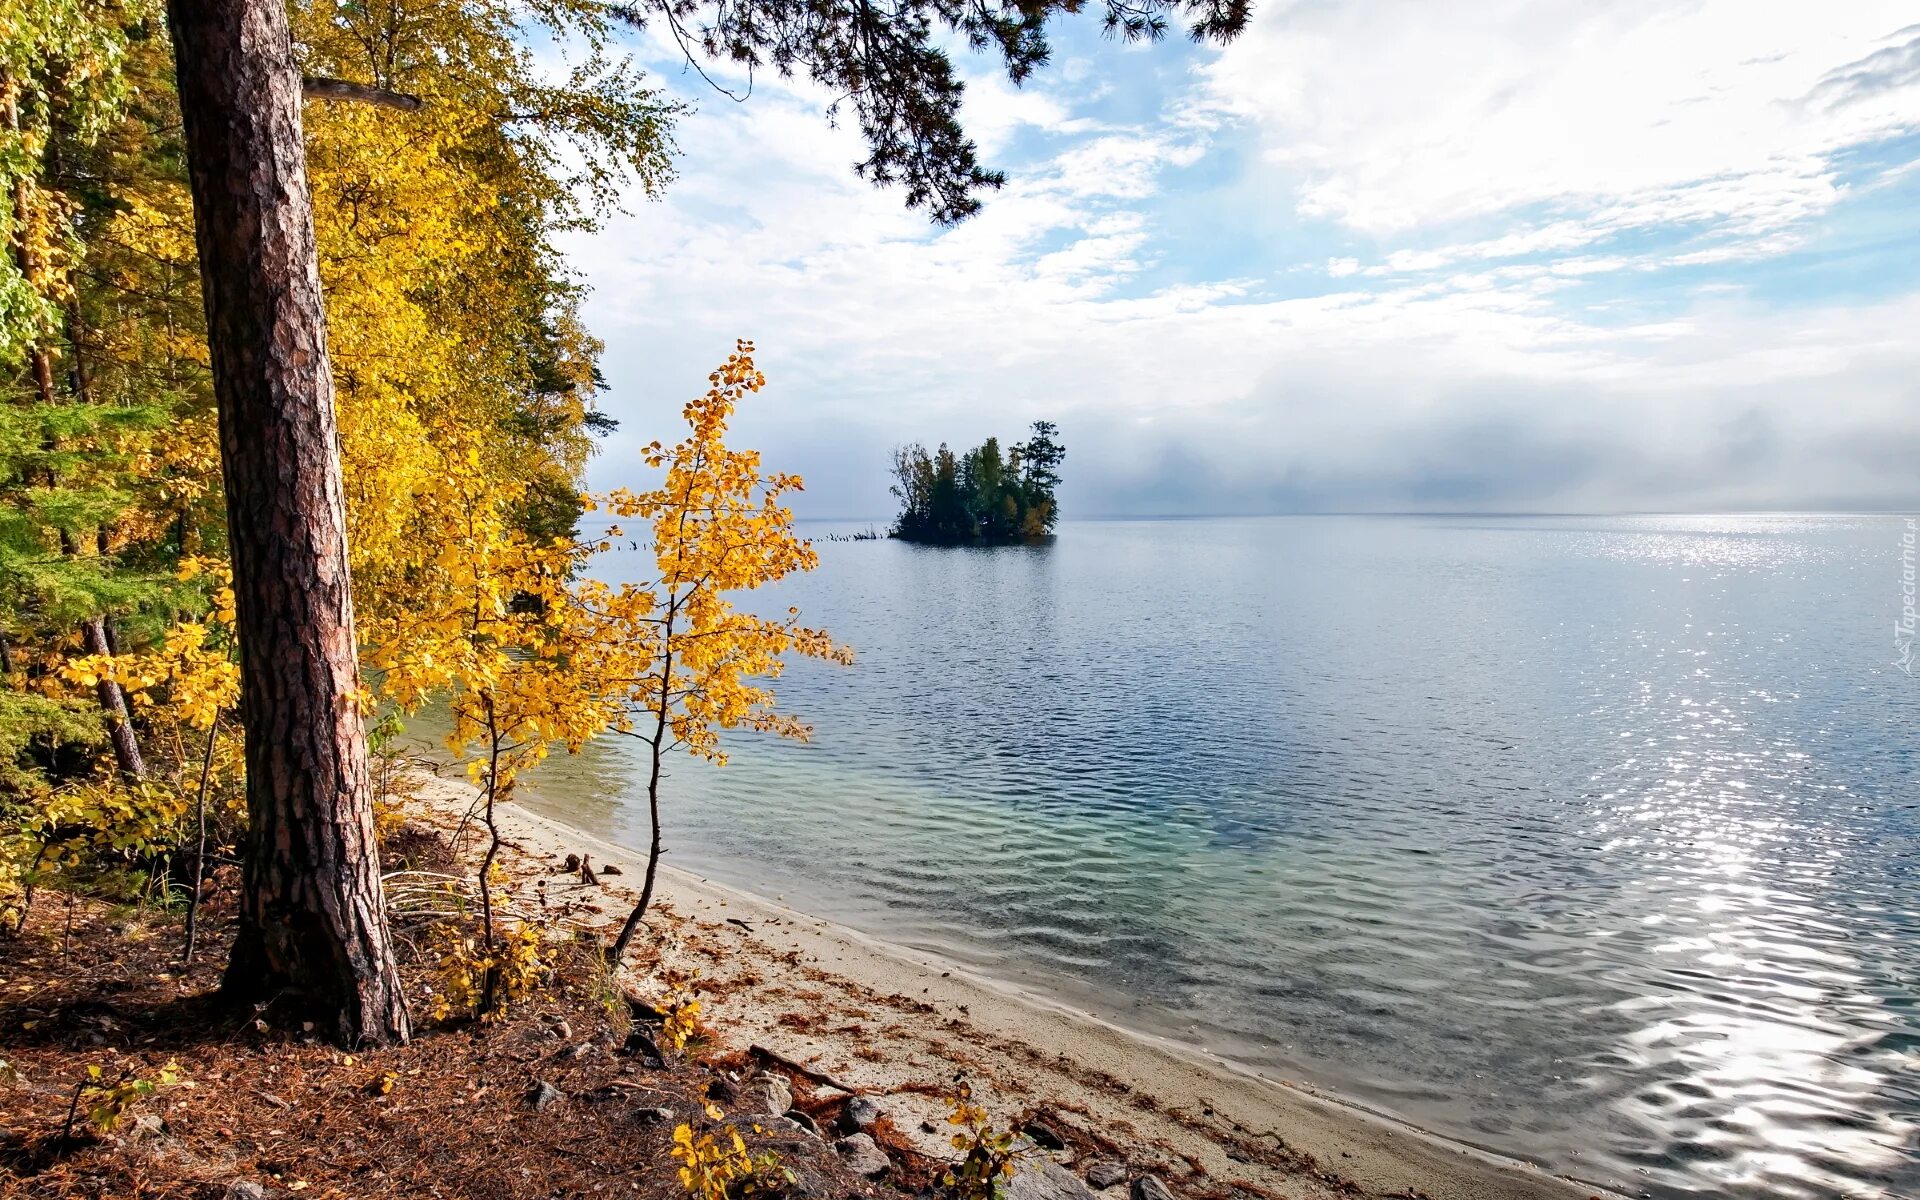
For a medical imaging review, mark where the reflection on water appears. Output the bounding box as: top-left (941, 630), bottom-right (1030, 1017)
top-left (402, 514), bottom-right (1920, 1199)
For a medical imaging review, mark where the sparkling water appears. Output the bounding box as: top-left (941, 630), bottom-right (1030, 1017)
top-left (427, 514), bottom-right (1919, 1199)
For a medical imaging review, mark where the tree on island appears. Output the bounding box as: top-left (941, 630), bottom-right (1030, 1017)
top-left (891, 421), bottom-right (1065, 544)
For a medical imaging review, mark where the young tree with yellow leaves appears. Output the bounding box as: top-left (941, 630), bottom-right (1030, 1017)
top-left (605, 341), bottom-right (851, 966)
top-left (365, 441), bottom-right (630, 1017)
top-left (364, 342), bottom-right (845, 998)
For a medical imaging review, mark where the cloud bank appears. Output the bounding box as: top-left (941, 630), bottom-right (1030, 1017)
top-left (564, 2), bottom-right (1920, 517)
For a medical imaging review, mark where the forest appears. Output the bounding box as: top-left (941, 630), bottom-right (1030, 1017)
top-left (2, 0), bottom-right (711, 1037)
top-left (889, 423), bottom-right (1065, 545)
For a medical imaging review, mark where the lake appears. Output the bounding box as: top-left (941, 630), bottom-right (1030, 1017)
top-left (421, 514), bottom-right (1920, 1199)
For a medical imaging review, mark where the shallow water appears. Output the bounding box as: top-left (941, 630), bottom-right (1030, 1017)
top-left (413, 514), bottom-right (1920, 1199)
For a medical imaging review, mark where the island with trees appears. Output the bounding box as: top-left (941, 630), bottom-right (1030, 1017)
top-left (889, 422), bottom-right (1065, 544)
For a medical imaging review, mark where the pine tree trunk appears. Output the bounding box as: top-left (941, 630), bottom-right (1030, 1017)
top-left (81, 616), bottom-right (146, 782)
top-left (166, 0), bottom-right (409, 1046)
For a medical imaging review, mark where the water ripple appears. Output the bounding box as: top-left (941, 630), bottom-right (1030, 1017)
top-left (462, 514), bottom-right (1918, 1200)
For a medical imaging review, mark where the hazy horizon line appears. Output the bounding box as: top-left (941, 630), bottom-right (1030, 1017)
top-left (773, 508), bottom-right (1917, 523)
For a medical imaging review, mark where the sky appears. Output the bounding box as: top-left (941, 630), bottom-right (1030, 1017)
top-left (557, 1), bottom-right (1920, 519)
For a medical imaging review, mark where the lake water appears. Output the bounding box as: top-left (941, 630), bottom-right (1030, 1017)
top-left (423, 514), bottom-right (1920, 1199)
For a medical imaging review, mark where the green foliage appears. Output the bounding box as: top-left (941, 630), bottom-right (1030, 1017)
top-left (1, 0), bottom-right (156, 360)
top-left (507, 462), bottom-right (593, 548)
top-left (0, 690), bottom-right (101, 801)
top-left (890, 421), bottom-right (1065, 544)
top-left (0, 400), bottom-right (174, 635)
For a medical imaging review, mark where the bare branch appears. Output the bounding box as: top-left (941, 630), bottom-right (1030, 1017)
top-left (302, 76), bottom-right (424, 112)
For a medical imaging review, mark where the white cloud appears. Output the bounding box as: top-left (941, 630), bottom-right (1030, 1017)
top-left (1201, 1), bottom-right (1920, 237)
top-left (952, 67), bottom-right (1104, 152)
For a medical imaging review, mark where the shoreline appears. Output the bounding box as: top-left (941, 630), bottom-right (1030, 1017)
top-left (403, 768), bottom-right (1617, 1200)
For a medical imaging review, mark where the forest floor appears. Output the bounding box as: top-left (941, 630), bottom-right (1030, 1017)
top-left (0, 770), bottom-right (1611, 1200)
top-left (0, 828), bottom-right (897, 1200)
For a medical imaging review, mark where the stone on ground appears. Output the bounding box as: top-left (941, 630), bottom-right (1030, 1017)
top-left (1131, 1176), bottom-right (1178, 1200)
top-left (744, 1071), bottom-right (794, 1116)
top-left (1006, 1158), bottom-right (1100, 1200)
top-left (842, 1095), bottom-right (884, 1131)
top-left (834, 1132), bottom-right (891, 1177)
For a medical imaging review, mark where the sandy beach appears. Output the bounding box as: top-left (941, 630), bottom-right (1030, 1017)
top-left (401, 768), bottom-right (1615, 1200)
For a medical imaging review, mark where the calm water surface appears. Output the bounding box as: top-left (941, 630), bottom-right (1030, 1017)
top-left (427, 515), bottom-right (1920, 1199)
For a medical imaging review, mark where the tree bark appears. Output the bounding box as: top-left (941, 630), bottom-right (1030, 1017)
top-left (81, 616), bottom-right (147, 782)
top-left (609, 618), bottom-right (674, 967)
top-left (166, 0), bottom-right (409, 1046)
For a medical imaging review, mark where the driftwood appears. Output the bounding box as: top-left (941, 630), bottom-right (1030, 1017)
top-left (623, 991), bottom-right (667, 1023)
top-left (749, 1043), bottom-right (859, 1094)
